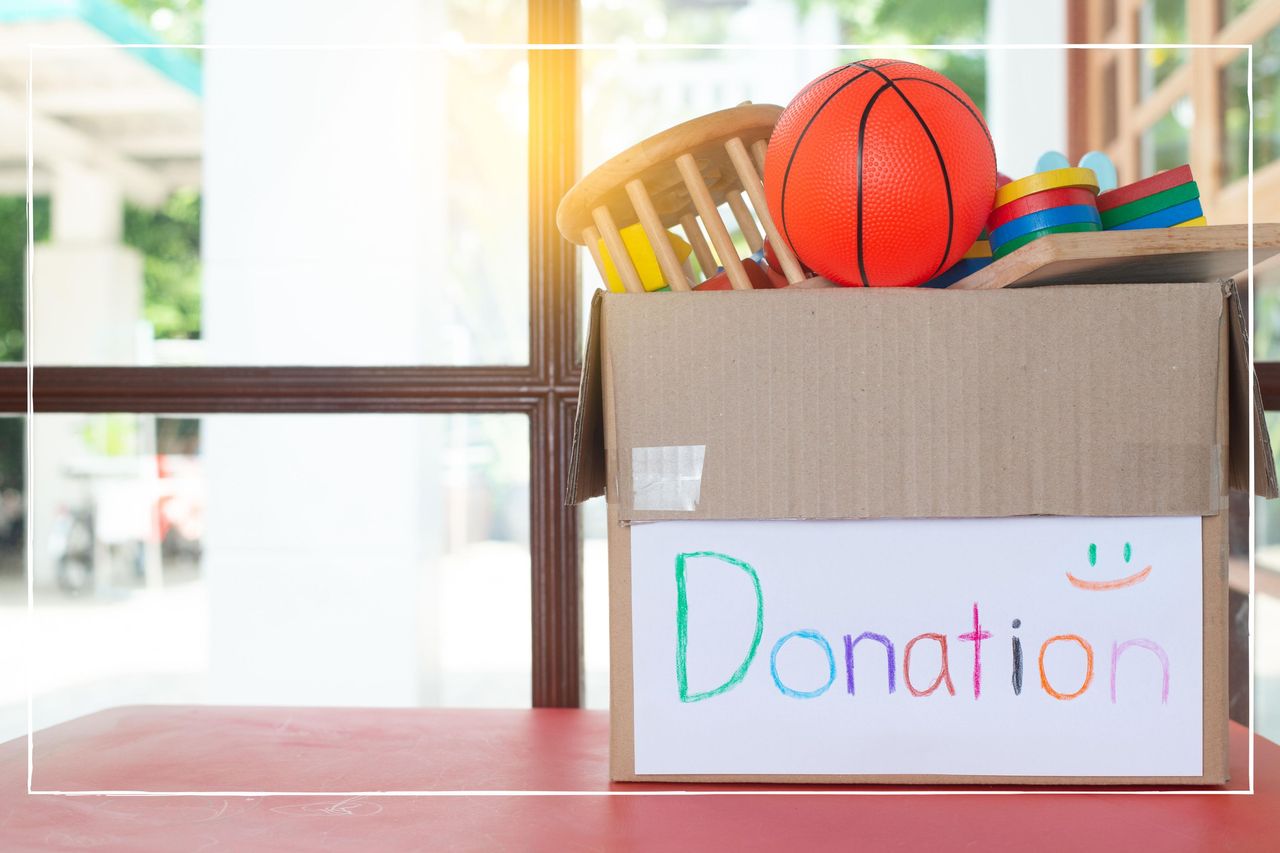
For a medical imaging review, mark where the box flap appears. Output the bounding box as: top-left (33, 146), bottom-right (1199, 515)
top-left (566, 289), bottom-right (607, 504)
top-left (1226, 281), bottom-right (1279, 497)
top-left (601, 284), bottom-right (1227, 521)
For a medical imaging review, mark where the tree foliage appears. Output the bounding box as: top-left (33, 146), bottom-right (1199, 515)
top-left (124, 189), bottom-right (202, 340)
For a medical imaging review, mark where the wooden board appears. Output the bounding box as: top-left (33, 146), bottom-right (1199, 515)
top-left (950, 223), bottom-right (1280, 290)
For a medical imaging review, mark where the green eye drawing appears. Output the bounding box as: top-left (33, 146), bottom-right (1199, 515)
top-left (1123, 542), bottom-right (1131, 563)
top-left (1088, 543), bottom-right (1097, 567)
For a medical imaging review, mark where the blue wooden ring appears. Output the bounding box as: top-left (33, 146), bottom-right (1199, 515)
top-left (989, 204), bottom-right (1102, 249)
top-left (1105, 198), bottom-right (1204, 231)
top-left (919, 256), bottom-right (992, 288)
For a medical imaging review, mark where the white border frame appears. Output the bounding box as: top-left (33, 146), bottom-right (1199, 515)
top-left (22, 40), bottom-right (1257, 798)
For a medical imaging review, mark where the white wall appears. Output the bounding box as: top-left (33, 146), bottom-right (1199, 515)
top-left (986, 0), bottom-right (1068, 180)
top-left (202, 0), bottom-right (448, 706)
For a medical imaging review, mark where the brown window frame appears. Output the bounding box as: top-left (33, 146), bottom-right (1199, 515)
top-left (0, 0), bottom-right (586, 707)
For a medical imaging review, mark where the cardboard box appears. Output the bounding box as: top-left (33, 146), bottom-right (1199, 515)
top-left (568, 227), bottom-right (1278, 785)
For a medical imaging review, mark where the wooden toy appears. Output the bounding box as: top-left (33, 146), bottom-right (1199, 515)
top-left (919, 255), bottom-right (992, 288)
top-left (1035, 151), bottom-right (1118, 192)
top-left (598, 222), bottom-right (694, 292)
top-left (1175, 216), bottom-right (1208, 227)
top-left (988, 186), bottom-right (1098, 230)
top-left (992, 221), bottom-right (1100, 259)
top-left (1107, 198), bottom-right (1204, 231)
top-left (693, 257), bottom-right (780, 290)
top-left (1096, 165), bottom-right (1194, 212)
top-left (763, 59), bottom-right (996, 287)
top-left (1078, 151), bottom-right (1118, 192)
top-left (994, 167), bottom-right (1099, 208)
top-left (990, 204), bottom-right (1102, 251)
top-left (557, 103), bottom-right (807, 292)
top-left (963, 240), bottom-right (992, 259)
top-left (1099, 182), bottom-right (1200, 229)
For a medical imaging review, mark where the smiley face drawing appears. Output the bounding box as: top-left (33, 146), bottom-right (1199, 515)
top-left (1065, 542), bottom-right (1152, 591)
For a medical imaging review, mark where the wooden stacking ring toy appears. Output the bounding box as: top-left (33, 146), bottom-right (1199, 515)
top-left (1099, 182), bottom-right (1201, 229)
top-left (994, 167), bottom-right (1099, 208)
top-left (1107, 198), bottom-right (1204, 231)
top-left (988, 186), bottom-right (1098, 231)
top-left (992, 221), bottom-right (1100, 259)
top-left (1096, 164), bottom-right (1194, 212)
top-left (989, 204), bottom-right (1101, 251)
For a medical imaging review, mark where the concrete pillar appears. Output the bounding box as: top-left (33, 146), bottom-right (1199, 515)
top-left (31, 164), bottom-right (149, 590)
top-left (986, 0), bottom-right (1069, 180)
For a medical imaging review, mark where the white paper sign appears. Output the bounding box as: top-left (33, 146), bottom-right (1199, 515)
top-left (630, 517), bottom-right (1203, 777)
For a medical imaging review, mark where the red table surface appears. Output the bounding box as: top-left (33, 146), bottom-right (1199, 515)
top-left (1, 706), bottom-right (1277, 852)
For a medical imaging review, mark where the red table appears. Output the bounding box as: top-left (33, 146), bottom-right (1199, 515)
top-left (2, 706), bottom-right (1277, 851)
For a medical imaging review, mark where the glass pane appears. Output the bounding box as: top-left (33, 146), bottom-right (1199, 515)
top-left (578, 0), bottom-right (986, 336)
top-left (1221, 26), bottom-right (1280, 185)
top-left (582, 495), bottom-right (609, 709)
top-left (22, 1), bottom-right (527, 366)
top-left (12, 412), bottom-right (530, 746)
top-left (1141, 96), bottom-right (1193, 176)
top-left (1138, 0), bottom-right (1187, 98)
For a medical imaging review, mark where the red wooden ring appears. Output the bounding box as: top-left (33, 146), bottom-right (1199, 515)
top-left (988, 187), bottom-right (1099, 231)
top-left (1096, 164), bottom-right (1194, 212)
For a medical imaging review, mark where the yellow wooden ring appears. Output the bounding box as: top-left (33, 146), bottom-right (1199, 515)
top-left (1173, 215), bottom-right (1208, 227)
top-left (994, 167), bottom-right (1100, 208)
top-left (962, 240), bottom-right (992, 260)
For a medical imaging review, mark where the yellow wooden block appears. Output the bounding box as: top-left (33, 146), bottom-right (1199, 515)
top-left (600, 222), bottom-right (693, 293)
top-left (1173, 215), bottom-right (1208, 227)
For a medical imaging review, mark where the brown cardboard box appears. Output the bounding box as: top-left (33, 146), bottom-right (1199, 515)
top-left (568, 226), bottom-right (1279, 785)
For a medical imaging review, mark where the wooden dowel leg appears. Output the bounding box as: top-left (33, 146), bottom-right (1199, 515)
top-left (726, 191), bottom-right (763, 253)
top-left (680, 213), bottom-right (716, 280)
top-left (591, 205), bottom-right (645, 293)
top-left (625, 178), bottom-right (692, 291)
top-left (582, 226), bottom-right (609, 287)
top-left (726, 136), bottom-right (806, 284)
top-left (675, 153), bottom-right (751, 290)
top-left (751, 139), bottom-right (768, 175)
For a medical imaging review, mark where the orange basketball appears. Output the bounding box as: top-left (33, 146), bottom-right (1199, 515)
top-left (764, 59), bottom-right (996, 287)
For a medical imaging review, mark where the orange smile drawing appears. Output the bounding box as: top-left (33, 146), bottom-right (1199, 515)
top-left (1065, 564), bottom-right (1152, 590)
top-left (1067, 542), bottom-right (1152, 590)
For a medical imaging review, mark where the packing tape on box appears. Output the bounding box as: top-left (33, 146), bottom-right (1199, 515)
top-left (631, 445), bottom-right (706, 511)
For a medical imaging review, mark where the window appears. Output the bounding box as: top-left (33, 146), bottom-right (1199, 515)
top-left (0, 0), bottom-right (584, 740)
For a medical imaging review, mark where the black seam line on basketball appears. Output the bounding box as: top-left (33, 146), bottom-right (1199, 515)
top-left (852, 62), bottom-right (955, 279)
top-left (892, 76), bottom-right (996, 157)
top-left (856, 82), bottom-right (896, 287)
top-left (778, 65), bottom-right (884, 255)
top-left (793, 59), bottom-right (907, 101)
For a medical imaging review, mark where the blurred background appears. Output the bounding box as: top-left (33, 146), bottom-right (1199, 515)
top-left (0, 0), bottom-right (1278, 751)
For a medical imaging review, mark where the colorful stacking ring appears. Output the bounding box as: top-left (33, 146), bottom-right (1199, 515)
top-left (994, 167), bottom-right (1099, 208)
top-left (991, 221), bottom-right (1100, 260)
top-left (1107, 198), bottom-right (1203, 231)
top-left (989, 204), bottom-right (1101, 251)
top-left (1096, 164), bottom-right (1193, 212)
top-left (963, 240), bottom-right (992, 260)
top-left (920, 256), bottom-right (992, 288)
top-left (988, 186), bottom-right (1098, 231)
top-left (1100, 182), bottom-right (1201, 228)
top-left (1174, 216), bottom-right (1208, 227)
